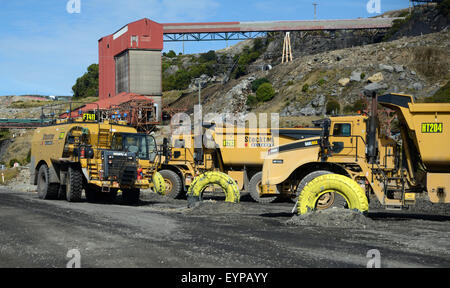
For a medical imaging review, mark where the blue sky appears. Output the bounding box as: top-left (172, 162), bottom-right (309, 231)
top-left (0, 0), bottom-right (410, 96)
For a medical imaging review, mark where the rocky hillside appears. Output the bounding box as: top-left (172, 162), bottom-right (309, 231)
top-left (162, 4), bottom-right (450, 127)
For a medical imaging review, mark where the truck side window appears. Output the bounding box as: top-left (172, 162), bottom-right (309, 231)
top-left (333, 123), bottom-right (351, 137)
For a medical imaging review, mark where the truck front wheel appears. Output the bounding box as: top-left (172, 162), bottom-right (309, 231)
top-left (297, 174), bottom-right (369, 215)
top-left (66, 166), bottom-right (83, 202)
top-left (249, 172), bottom-right (277, 204)
top-left (159, 170), bottom-right (182, 199)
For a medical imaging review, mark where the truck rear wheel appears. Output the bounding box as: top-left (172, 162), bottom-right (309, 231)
top-left (297, 174), bottom-right (369, 215)
top-left (249, 172), bottom-right (277, 204)
top-left (122, 189), bottom-right (140, 205)
top-left (66, 166), bottom-right (83, 202)
top-left (187, 171), bottom-right (240, 207)
top-left (37, 164), bottom-right (59, 200)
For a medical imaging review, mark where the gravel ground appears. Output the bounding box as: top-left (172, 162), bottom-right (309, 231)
top-left (0, 188), bottom-right (449, 268)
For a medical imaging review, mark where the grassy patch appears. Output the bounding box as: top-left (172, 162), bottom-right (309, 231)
top-left (411, 47), bottom-right (450, 79)
top-left (9, 100), bottom-right (52, 109)
top-left (0, 131), bottom-right (33, 167)
top-left (423, 81), bottom-right (450, 103)
top-left (163, 90), bottom-right (184, 106)
top-left (0, 129), bottom-right (10, 140)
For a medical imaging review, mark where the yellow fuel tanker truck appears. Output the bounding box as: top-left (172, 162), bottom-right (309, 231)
top-left (30, 104), bottom-right (165, 205)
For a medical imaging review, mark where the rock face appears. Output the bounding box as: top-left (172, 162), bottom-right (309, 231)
top-left (338, 78), bottom-right (350, 87)
top-left (364, 82), bottom-right (389, 93)
top-left (350, 71), bottom-right (362, 82)
top-left (394, 65), bottom-right (404, 73)
top-left (215, 77), bottom-right (255, 114)
top-left (281, 94), bottom-right (326, 117)
top-left (412, 82), bottom-right (423, 91)
top-left (189, 74), bottom-right (223, 92)
top-left (379, 64), bottom-right (394, 73)
top-left (367, 72), bottom-right (384, 83)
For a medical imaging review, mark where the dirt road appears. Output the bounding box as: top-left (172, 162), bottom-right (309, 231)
top-left (0, 188), bottom-right (449, 268)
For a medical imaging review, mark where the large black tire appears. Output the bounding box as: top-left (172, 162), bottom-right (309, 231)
top-left (186, 171), bottom-right (240, 207)
top-left (122, 189), bottom-right (140, 205)
top-left (297, 174), bottom-right (369, 215)
top-left (296, 170), bottom-right (332, 199)
top-left (159, 170), bottom-right (183, 199)
top-left (66, 166), bottom-right (83, 202)
top-left (37, 164), bottom-right (59, 200)
top-left (293, 170), bottom-right (333, 211)
top-left (249, 172), bottom-right (277, 204)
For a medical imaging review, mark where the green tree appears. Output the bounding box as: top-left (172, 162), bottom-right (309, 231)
top-left (72, 64), bottom-right (99, 99)
top-left (246, 95), bottom-right (258, 107)
top-left (231, 39), bottom-right (267, 79)
top-left (302, 83), bottom-right (309, 92)
top-left (256, 83), bottom-right (275, 102)
top-left (199, 50), bottom-right (217, 63)
top-left (251, 78), bottom-right (270, 92)
top-left (326, 99), bottom-right (341, 115)
top-left (166, 50), bottom-right (177, 58)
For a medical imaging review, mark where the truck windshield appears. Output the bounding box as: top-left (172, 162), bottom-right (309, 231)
top-left (111, 133), bottom-right (149, 160)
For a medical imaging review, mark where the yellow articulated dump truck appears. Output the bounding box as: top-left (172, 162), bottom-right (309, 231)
top-left (159, 124), bottom-right (321, 203)
top-left (262, 93), bottom-right (450, 215)
top-left (31, 105), bottom-right (165, 205)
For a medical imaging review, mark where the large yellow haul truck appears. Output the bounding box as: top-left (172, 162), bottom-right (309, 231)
top-left (158, 125), bottom-right (321, 203)
top-left (261, 93), bottom-right (450, 214)
top-left (31, 106), bottom-right (165, 205)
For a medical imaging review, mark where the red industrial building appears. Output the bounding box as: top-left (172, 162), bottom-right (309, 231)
top-left (77, 18), bottom-right (165, 130)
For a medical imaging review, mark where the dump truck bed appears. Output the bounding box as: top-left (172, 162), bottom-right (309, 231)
top-left (379, 94), bottom-right (450, 172)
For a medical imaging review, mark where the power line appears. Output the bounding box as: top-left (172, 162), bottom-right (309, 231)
top-left (313, 2), bottom-right (319, 20)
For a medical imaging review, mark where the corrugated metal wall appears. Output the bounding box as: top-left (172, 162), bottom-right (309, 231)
top-left (115, 50), bottom-right (162, 96)
top-left (115, 51), bottom-right (129, 95)
top-left (129, 50), bottom-right (162, 96)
